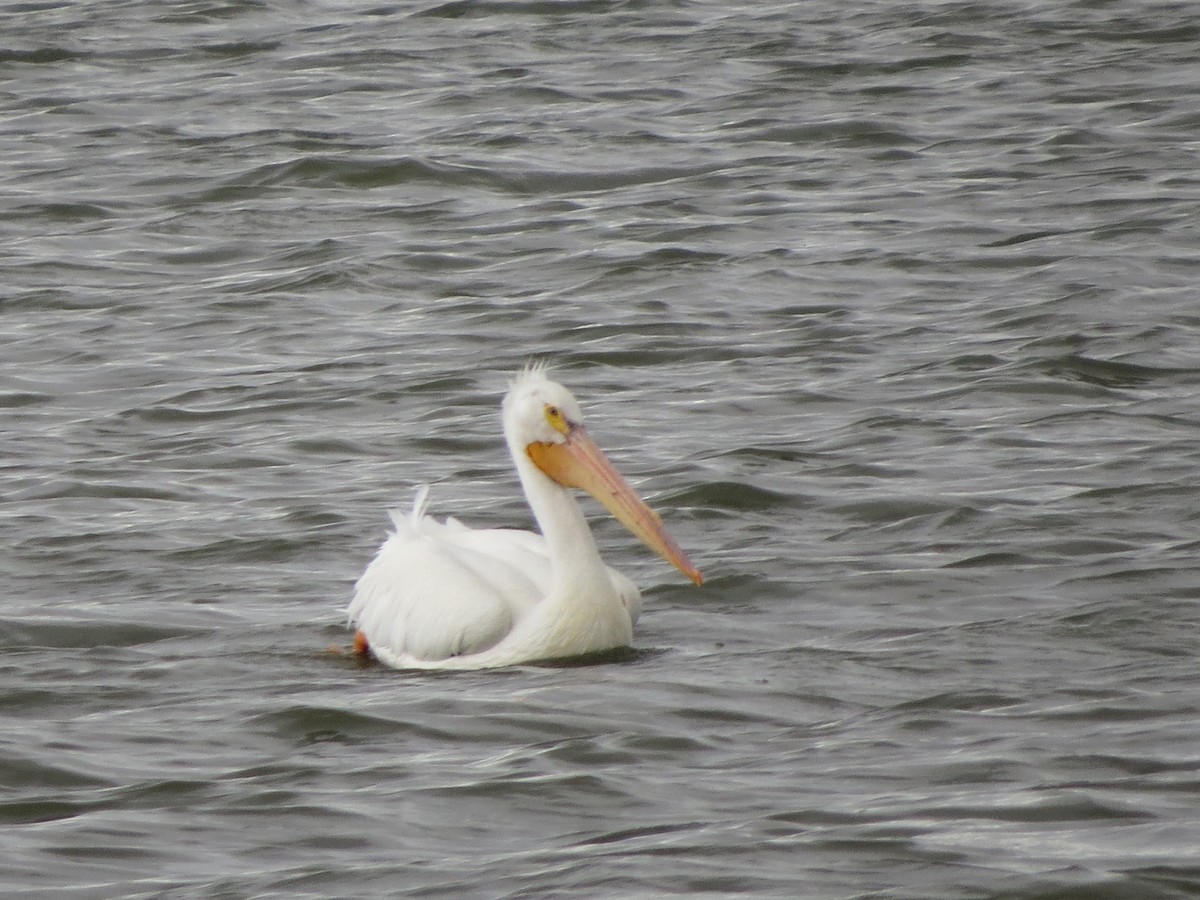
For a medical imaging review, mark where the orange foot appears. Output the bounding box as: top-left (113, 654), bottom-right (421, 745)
top-left (353, 630), bottom-right (371, 657)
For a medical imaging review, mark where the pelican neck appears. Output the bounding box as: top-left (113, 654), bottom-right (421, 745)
top-left (512, 448), bottom-right (611, 594)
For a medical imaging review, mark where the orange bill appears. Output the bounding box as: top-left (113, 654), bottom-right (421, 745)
top-left (528, 426), bottom-right (703, 585)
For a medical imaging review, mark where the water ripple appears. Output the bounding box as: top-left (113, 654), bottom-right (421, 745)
top-left (4, 0), bottom-right (1200, 897)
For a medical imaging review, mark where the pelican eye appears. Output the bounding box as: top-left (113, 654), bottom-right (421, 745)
top-left (543, 404), bottom-right (571, 434)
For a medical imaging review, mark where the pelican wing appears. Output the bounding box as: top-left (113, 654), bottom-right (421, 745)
top-left (348, 501), bottom-right (550, 664)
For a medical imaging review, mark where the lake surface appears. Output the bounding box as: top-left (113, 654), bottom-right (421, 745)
top-left (4, 1), bottom-right (1200, 897)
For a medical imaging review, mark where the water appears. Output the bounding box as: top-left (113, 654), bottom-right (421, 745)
top-left (4, 1), bottom-right (1200, 896)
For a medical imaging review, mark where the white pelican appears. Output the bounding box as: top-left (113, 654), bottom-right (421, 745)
top-left (348, 366), bottom-right (702, 670)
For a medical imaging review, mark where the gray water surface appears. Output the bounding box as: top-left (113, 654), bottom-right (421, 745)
top-left (4, 1), bottom-right (1200, 897)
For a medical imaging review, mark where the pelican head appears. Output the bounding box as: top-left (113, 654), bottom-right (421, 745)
top-left (502, 366), bottom-right (587, 450)
top-left (503, 366), bottom-right (703, 585)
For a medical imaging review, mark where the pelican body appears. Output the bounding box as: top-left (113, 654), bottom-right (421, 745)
top-left (348, 367), bottom-right (702, 670)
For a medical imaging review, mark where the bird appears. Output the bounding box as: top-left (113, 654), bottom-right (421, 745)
top-left (347, 365), bottom-right (702, 670)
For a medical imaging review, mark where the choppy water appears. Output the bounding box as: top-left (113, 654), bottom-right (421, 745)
top-left (4, 1), bottom-right (1200, 897)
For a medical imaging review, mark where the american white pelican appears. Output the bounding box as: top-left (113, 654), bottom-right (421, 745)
top-left (348, 366), bottom-right (702, 670)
